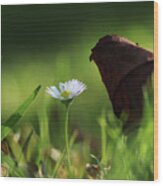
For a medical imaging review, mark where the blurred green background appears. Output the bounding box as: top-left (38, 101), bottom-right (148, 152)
top-left (1, 2), bottom-right (154, 147)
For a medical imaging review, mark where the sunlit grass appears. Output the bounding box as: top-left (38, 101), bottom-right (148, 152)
top-left (1, 80), bottom-right (154, 180)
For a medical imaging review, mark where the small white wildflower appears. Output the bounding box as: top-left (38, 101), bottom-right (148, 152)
top-left (46, 79), bottom-right (87, 101)
top-left (50, 148), bottom-right (61, 162)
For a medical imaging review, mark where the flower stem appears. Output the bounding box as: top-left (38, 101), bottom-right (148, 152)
top-left (65, 104), bottom-right (71, 172)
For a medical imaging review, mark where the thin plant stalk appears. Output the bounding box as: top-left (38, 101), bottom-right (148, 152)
top-left (64, 104), bottom-right (71, 172)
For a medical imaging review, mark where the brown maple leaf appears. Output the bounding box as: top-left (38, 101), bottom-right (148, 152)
top-left (90, 35), bottom-right (153, 133)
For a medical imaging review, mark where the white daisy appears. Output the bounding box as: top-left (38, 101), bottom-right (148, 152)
top-left (46, 79), bottom-right (87, 101)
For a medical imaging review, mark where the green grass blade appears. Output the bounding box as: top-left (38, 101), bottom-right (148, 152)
top-left (38, 105), bottom-right (50, 149)
top-left (21, 129), bottom-right (34, 158)
top-left (2, 152), bottom-right (26, 177)
top-left (2, 85), bottom-right (41, 141)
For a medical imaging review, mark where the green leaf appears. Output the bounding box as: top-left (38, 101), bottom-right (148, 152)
top-left (1, 126), bottom-right (11, 141)
top-left (1, 85), bottom-right (41, 141)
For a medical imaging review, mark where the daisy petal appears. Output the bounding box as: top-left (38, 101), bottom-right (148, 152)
top-left (59, 83), bottom-right (65, 92)
top-left (46, 87), bottom-right (56, 98)
top-left (46, 86), bottom-right (60, 99)
top-left (51, 86), bottom-right (60, 97)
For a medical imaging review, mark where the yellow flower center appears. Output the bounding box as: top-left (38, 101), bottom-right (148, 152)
top-left (60, 90), bottom-right (71, 98)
